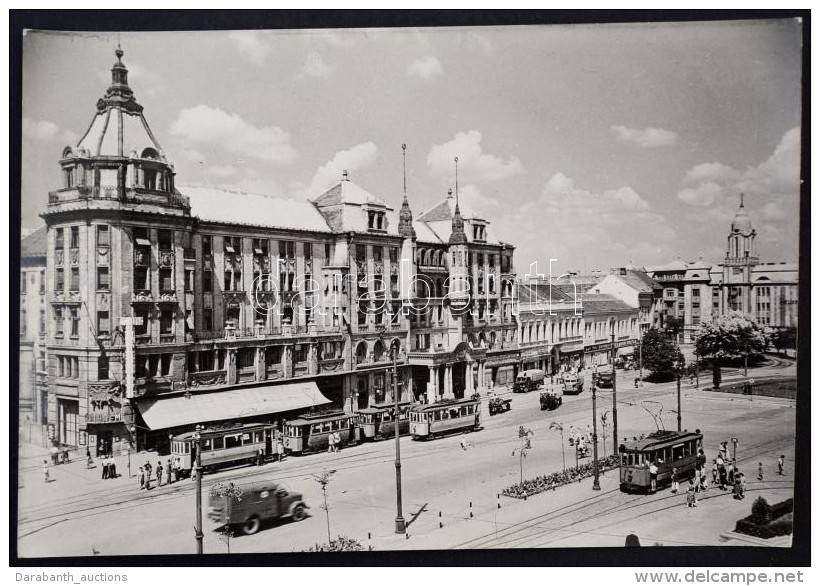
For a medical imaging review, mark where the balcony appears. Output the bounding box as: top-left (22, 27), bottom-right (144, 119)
top-left (724, 255), bottom-right (760, 267)
top-left (187, 370), bottom-right (227, 388)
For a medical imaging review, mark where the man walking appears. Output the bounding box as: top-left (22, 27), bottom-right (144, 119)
top-left (155, 461), bottom-right (163, 488)
top-left (649, 461), bottom-right (658, 493)
top-left (333, 430), bottom-right (341, 453)
top-left (166, 459), bottom-right (173, 485)
top-left (86, 447), bottom-right (93, 469)
top-left (777, 455), bottom-right (786, 476)
top-left (43, 459), bottom-right (50, 483)
top-left (101, 454), bottom-right (109, 480)
top-left (327, 432), bottom-right (335, 454)
top-left (757, 461), bottom-right (764, 482)
top-left (671, 467), bottom-right (679, 494)
top-left (138, 467), bottom-right (145, 490)
top-left (277, 440), bottom-right (285, 463)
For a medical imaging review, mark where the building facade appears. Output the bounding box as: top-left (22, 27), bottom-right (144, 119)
top-left (40, 49), bottom-right (523, 455)
top-left (20, 226), bottom-right (49, 425)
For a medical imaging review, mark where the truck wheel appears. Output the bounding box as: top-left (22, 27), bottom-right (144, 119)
top-left (242, 516), bottom-right (261, 535)
top-left (291, 504), bottom-right (306, 522)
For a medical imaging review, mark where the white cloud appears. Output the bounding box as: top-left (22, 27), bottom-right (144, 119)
top-left (408, 56), bottom-right (444, 81)
top-left (684, 162), bottom-right (741, 185)
top-left (307, 142), bottom-right (379, 196)
top-left (23, 117), bottom-right (75, 144)
top-left (611, 125), bottom-right (679, 148)
top-left (677, 181), bottom-right (723, 207)
top-left (301, 52), bottom-right (333, 78)
top-left (457, 184), bottom-right (502, 219)
top-left (170, 105), bottom-right (298, 165)
top-left (760, 201), bottom-right (787, 221)
top-left (229, 31), bottom-right (272, 66)
top-left (427, 130), bottom-right (523, 182)
top-left (205, 165), bottom-right (238, 178)
top-left (180, 149), bottom-right (206, 163)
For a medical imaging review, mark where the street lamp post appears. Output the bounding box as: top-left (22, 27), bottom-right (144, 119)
top-left (611, 322), bottom-right (618, 455)
top-left (128, 425), bottom-right (135, 479)
top-left (591, 369), bottom-right (601, 491)
top-left (193, 424), bottom-right (203, 554)
top-left (391, 349), bottom-right (406, 534)
top-left (676, 373), bottom-right (682, 433)
top-left (638, 325), bottom-right (643, 386)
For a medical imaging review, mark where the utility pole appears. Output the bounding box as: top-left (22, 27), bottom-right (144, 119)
top-left (592, 369), bottom-right (601, 491)
top-left (193, 424), bottom-right (203, 555)
top-left (392, 348), bottom-right (406, 534)
top-left (638, 325), bottom-right (643, 386)
top-left (611, 322), bottom-right (618, 454)
top-left (676, 373), bottom-right (682, 433)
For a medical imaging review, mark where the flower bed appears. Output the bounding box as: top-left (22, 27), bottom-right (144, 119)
top-left (501, 455), bottom-right (620, 499)
top-left (734, 497), bottom-right (793, 539)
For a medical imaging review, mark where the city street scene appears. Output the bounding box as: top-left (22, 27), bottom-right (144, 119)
top-left (16, 20), bottom-right (802, 558)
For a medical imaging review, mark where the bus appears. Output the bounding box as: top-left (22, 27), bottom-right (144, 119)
top-left (171, 423), bottom-right (275, 476)
top-left (408, 397), bottom-right (481, 440)
top-left (619, 430), bottom-right (703, 492)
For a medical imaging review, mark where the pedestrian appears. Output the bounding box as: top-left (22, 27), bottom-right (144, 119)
top-left (327, 432), bottom-right (335, 454)
top-left (460, 432), bottom-right (468, 451)
top-left (699, 466), bottom-right (708, 492)
top-left (109, 455), bottom-right (117, 479)
top-left (50, 444), bottom-right (59, 466)
top-left (145, 462), bottom-right (152, 489)
top-left (718, 463), bottom-right (728, 490)
top-left (156, 461), bottom-right (163, 487)
top-left (86, 447), bottom-right (93, 469)
top-left (711, 460), bottom-right (718, 486)
top-left (138, 467), bottom-right (145, 490)
top-left (719, 441), bottom-right (729, 461)
top-left (697, 449), bottom-right (706, 471)
top-left (738, 473), bottom-right (747, 500)
top-left (277, 440), bottom-right (285, 463)
top-left (777, 455), bottom-right (786, 476)
top-left (649, 461), bottom-right (658, 492)
top-left (686, 479), bottom-right (698, 507)
top-left (757, 461), bottom-right (764, 482)
top-left (43, 459), bottom-right (50, 483)
top-left (728, 463), bottom-right (736, 486)
top-left (101, 454), bottom-right (109, 480)
top-left (166, 459), bottom-right (173, 485)
top-left (257, 447), bottom-right (264, 466)
top-left (692, 466), bottom-right (701, 493)
top-left (62, 445), bottom-right (71, 464)
top-left (333, 430), bottom-right (341, 453)
top-left (671, 467), bottom-right (679, 494)
top-left (733, 471), bottom-right (743, 500)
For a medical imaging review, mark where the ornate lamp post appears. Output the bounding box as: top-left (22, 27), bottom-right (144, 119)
top-left (591, 366), bottom-right (601, 491)
top-left (193, 424), bottom-right (204, 554)
top-left (391, 347), bottom-right (406, 534)
top-left (674, 357), bottom-right (684, 433)
top-left (611, 321), bottom-right (618, 455)
top-left (128, 425), bottom-right (135, 478)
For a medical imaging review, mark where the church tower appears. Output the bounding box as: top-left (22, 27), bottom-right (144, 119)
top-left (721, 193), bottom-right (759, 313)
top-left (445, 158), bottom-right (470, 363)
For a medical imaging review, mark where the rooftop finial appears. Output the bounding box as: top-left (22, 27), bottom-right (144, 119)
top-left (449, 155), bottom-right (467, 245)
top-left (342, 169), bottom-right (349, 181)
top-left (740, 192), bottom-right (745, 208)
top-left (454, 156), bottom-right (460, 211)
top-left (402, 143), bottom-right (407, 201)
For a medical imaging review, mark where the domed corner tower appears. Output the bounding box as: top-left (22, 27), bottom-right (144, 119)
top-left (722, 193), bottom-right (759, 314)
top-left (42, 47), bottom-right (192, 455)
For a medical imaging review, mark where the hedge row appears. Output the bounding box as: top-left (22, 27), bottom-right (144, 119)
top-left (735, 497), bottom-right (794, 539)
top-left (502, 455), bottom-right (620, 499)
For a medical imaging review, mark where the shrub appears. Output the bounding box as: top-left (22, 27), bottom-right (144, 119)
top-left (751, 496), bottom-right (771, 524)
top-left (735, 498), bottom-right (794, 539)
top-left (501, 455), bottom-right (620, 499)
top-left (306, 536), bottom-right (366, 552)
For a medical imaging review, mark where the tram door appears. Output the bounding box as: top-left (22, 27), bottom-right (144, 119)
top-left (265, 429), bottom-right (273, 456)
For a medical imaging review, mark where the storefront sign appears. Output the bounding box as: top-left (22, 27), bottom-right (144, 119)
top-left (585, 339), bottom-right (639, 353)
top-left (47, 423), bottom-right (55, 440)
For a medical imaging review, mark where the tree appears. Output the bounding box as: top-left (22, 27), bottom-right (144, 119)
top-left (694, 312), bottom-right (766, 388)
top-left (664, 316), bottom-right (684, 341)
top-left (768, 326), bottom-right (797, 357)
top-left (640, 328), bottom-right (684, 381)
top-left (511, 425), bottom-right (534, 483)
top-left (312, 469), bottom-right (336, 547)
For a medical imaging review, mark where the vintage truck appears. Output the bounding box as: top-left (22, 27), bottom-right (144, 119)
top-left (487, 392), bottom-right (512, 415)
top-left (208, 479), bottom-right (308, 535)
top-left (559, 374), bottom-right (584, 395)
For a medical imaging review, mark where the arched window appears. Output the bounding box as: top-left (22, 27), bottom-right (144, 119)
top-left (355, 341), bottom-right (368, 364)
top-left (390, 339), bottom-right (401, 360)
top-left (141, 148), bottom-right (160, 160)
top-left (373, 340), bottom-right (385, 362)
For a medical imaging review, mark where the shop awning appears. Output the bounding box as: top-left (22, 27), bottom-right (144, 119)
top-left (136, 381), bottom-right (332, 430)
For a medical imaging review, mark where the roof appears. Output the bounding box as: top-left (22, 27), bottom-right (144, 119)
top-left (410, 397), bottom-right (480, 412)
top-left (312, 175), bottom-right (389, 208)
top-left (619, 270), bottom-right (662, 292)
top-left (181, 185), bottom-right (333, 233)
top-left (646, 258), bottom-right (689, 273)
top-left (285, 410), bottom-right (355, 425)
top-left (136, 380), bottom-right (332, 429)
top-left (620, 430), bottom-right (703, 452)
top-left (517, 281), bottom-right (575, 304)
top-left (21, 225), bottom-right (47, 259)
top-left (417, 194), bottom-right (484, 222)
top-left (577, 293), bottom-right (634, 314)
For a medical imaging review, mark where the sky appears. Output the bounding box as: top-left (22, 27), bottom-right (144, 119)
top-left (19, 19), bottom-right (803, 275)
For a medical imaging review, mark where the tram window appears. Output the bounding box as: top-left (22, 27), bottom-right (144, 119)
top-left (383, 412), bottom-right (392, 422)
top-left (253, 432), bottom-right (262, 443)
top-left (202, 439), bottom-right (212, 451)
top-left (450, 409), bottom-right (459, 418)
top-left (224, 435), bottom-right (241, 449)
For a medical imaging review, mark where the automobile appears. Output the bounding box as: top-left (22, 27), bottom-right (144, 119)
top-left (539, 386), bottom-right (563, 410)
top-left (595, 371), bottom-right (615, 388)
top-left (487, 392), bottom-right (512, 415)
top-left (560, 374), bottom-right (584, 395)
top-left (513, 369), bottom-right (545, 393)
top-left (208, 479), bottom-right (308, 535)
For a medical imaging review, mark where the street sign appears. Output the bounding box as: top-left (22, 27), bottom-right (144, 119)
top-left (731, 437), bottom-right (738, 444)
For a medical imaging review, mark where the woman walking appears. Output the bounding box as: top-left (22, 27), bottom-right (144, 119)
top-left (671, 467), bottom-right (679, 494)
top-left (43, 459), bottom-right (50, 483)
top-left (138, 466), bottom-right (145, 490)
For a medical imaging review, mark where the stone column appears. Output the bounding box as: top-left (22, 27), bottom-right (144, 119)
top-left (445, 364), bottom-right (453, 399)
top-left (428, 365), bottom-right (436, 400)
top-left (255, 346), bottom-right (265, 381)
top-left (466, 361), bottom-right (474, 395)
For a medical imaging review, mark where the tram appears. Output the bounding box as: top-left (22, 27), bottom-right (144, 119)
top-left (355, 401), bottom-right (412, 440)
top-left (408, 397), bottom-right (482, 440)
top-left (282, 410), bottom-right (356, 455)
top-left (619, 430), bottom-right (703, 492)
top-left (171, 423), bottom-right (275, 476)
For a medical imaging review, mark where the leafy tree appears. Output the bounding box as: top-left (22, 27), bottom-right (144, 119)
top-left (640, 328), bottom-right (684, 380)
top-left (664, 316), bottom-right (684, 341)
top-left (768, 326), bottom-right (797, 356)
top-left (694, 312), bottom-right (766, 388)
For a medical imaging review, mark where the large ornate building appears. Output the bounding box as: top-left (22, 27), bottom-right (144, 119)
top-left (40, 49), bottom-right (520, 454)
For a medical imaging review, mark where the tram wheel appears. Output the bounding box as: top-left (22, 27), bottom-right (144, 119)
top-left (291, 505), bottom-right (307, 522)
top-left (242, 516), bottom-right (261, 535)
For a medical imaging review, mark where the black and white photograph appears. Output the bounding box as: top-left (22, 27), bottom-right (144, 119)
top-left (11, 12), bottom-right (808, 570)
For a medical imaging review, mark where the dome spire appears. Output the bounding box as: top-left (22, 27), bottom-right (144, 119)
top-left (97, 45), bottom-right (141, 114)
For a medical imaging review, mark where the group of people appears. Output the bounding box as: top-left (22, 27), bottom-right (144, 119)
top-left (48, 444), bottom-right (71, 465)
top-left (139, 459), bottom-right (177, 490)
top-left (327, 430), bottom-right (342, 453)
top-left (99, 453), bottom-right (118, 479)
top-left (256, 440), bottom-right (286, 465)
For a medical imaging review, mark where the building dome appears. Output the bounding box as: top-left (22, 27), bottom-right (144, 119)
top-left (731, 193), bottom-right (753, 233)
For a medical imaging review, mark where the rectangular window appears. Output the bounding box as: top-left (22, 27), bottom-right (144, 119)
top-left (692, 288), bottom-right (700, 298)
top-left (97, 267), bottom-right (110, 290)
top-left (325, 243), bottom-right (331, 263)
top-left (56, 269), bottom-right (64, 291)
top-left (98, 355), bottom-right (109, 380)
top-left (134, 306), bottom-right (149, 336)
top-left (279, 240), bottom-right (295, 259)
top-left (304, 242), bottom-right (312, 260)
top-left (356, 244), bottom-right (366, 262)
top-left (202, 235), bottom-right (212, 256)
top-left (389, 247), bottom-right (398, 263)
top-left (224, 236), bottom-right (240, 254)
top-left (70, 226), bottom-right (80, 248)
top-left (97, 225), bottom-right (110, 247)
top-left (70, 308), bottom-right (80, 337)
top-left (97, 311), bottom-right (110, 336)
top-left (160, 309), bottom-right (173, 335)
top-left (134, 267), bottom-right (149, 290)
top-left (161, 354), bottom-right (172, 376)
top-left (373, 246), bottom-right (382, 262)
top-left (39, 310), bottom-right (46, 335)
top-left (203, 308), bottom-right (213, 331)
top-left (20, 309), bottom-right (26, 336)
top-left (158, 230), bottom-right (172, 251)
top-left (20, 272), bottom-right (26, 295)
top-left (55, 228), bottom-right (64, 250)
top-left (55, 308), bottom-right (64, 336)
top-left (185, 268), bottom-right (194, 293)
top-left (70, 268), bottom-right (80, 291)
top-left (203, 269), bottom-right (212, 292)
top-left (238, 348), bottom-right (255, 369)
top-left (160, 268), bottom-right (173, 292)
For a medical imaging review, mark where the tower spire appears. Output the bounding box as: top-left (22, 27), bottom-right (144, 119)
top-left (98, 45), bottom-right (141, 113)
top-left (454, 156), bottom-right (460, 212)
top-left (740, 192), bottom-right (745, 208)
top-left (449, 155), bottom-right (467, 245)
top-left (398, 143), bottom-right (416, 240)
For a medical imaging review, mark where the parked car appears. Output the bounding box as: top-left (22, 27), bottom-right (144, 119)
top-left (487, 392), bottom-right (512, 415)
top-left (560, 374), bottom-right (584, 395)
top-left (539, 386), bottom-right (563, 410)
top-left (208, 479), bottom-right (308, 535)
